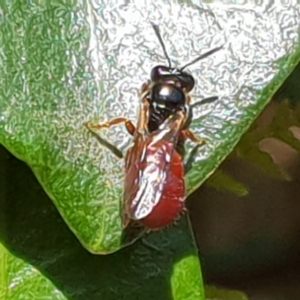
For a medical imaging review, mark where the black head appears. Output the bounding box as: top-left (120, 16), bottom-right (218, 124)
top-left (150, 65), bottom-right (195, 92)
top-left (150, 22), bottom-right (223, 90)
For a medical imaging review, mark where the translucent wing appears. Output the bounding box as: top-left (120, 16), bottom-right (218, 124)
top-left (123, 110), bottom-right (186, 226)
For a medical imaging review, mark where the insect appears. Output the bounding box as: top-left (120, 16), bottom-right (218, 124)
top-left (85, 23), bottom-right (222, 230)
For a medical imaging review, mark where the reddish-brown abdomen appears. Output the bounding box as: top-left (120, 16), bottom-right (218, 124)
top-left (141, 149), bottom-right (185, 229)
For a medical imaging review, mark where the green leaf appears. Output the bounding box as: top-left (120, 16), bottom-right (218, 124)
top-left (0, 1), bottom-right (299, 254)
top-left (0, 242), bottom-right (66, 300)
top-left (0, 145), bottom-right (204, 300)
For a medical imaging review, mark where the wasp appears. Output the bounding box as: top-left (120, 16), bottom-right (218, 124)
top-left (85, 23), bottom-right (222, 230)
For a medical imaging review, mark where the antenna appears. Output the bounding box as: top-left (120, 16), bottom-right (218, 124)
top-left (180, 45), bottom-right (223, 71)
top-left (151, 23), bottom-right (172, 68)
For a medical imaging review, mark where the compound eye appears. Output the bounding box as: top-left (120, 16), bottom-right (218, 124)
top-left (178, 73), bottom-right (195, 92)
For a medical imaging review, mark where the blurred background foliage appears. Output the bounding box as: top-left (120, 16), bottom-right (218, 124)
top-left (189, 61), bottom-right (300, 300)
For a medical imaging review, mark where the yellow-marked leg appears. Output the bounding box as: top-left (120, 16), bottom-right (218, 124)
top-left (84, 117), bottom-right (135, 159)
top-left (183, 130), bottom-right (207, 173)
top-left (180, 129), bottom-right (207, 146)
top-left (85, 117), bottom-right (136, 136)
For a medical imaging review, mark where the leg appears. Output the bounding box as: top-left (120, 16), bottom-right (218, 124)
top-left (180, 129), bottom-right (207, 146)
top-left (85, 117), bottom-right (136, 136)
top-left (84, 117), bottom-right (135, 159)
top-left (180, 95), bottom-right (218, 144)
top-left (181, 129), bottom-right (208, 173)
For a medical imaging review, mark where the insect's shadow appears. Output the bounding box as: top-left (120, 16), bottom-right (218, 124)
top-left (191, 95), bottom-right (218, 107)
top-left (88, 130), bottom-right (124, 159)
top-left (121, 222), bottom-right (147, 246)
top-left (184, 143), bottom-right (203, 174)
